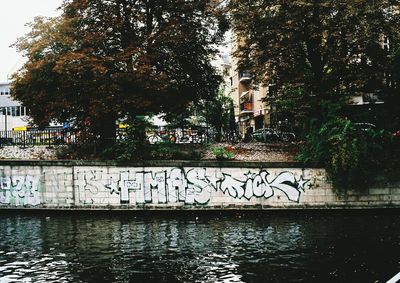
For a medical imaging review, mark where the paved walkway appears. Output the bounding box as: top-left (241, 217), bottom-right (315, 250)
top-left (0, 142), bottom-right (298, 162)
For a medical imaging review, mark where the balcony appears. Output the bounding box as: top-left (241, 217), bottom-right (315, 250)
top-left (239, 91), bottom-right (250, 100)
top-left (348, 93), bottom-right (384, 105)
top-left (239, 71), bottom-right (252, 83)
top-left (362, 93), bottom-right (384, 104)
top-left (240, 101), bottom-right (253, 114)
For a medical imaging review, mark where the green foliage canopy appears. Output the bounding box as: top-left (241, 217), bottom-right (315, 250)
top-left (229, 0), bottom-right (400, 124)
top-left (12, 0), bottom-right (227, 144)
top-left (297, 118), bottom-right (392, 190)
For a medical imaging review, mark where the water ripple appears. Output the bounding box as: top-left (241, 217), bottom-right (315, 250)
top-left (0, 213), bottom-right (399, 282)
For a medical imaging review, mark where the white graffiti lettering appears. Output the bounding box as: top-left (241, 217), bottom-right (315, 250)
top-left (0, 175), bottom-right (41, 206)
top-left (101, 168), bottom-right (310, 205)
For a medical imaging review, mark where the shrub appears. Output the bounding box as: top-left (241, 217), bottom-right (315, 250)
top-left (297, 118), bottom-right (389, 191)
top-left (211, 146), bottom-right (235, 160)
top-left (148, 144), bottom-right (203, 160)
top-left (100, 116), bottom-right (150, 161)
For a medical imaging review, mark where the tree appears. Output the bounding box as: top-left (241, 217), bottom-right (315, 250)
top-left (229, 0), bottom-right (400, 129)
top-left (12, 0), bottom-right (228, 148)
top-left (164, 86), bottom-right (236, 142)
top-left (381, 32), bottom-right (400, 131)
top-left (201, 87), bottom-right (236, 141)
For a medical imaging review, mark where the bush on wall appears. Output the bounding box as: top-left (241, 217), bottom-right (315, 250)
top-left (297, 118), bottom-right (391, 191)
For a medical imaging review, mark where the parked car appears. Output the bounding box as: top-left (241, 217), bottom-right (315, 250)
top-left (279, 131), bottom-right (296, 142)
top-left (253, 128), bottom-right (296, 143)
top-left (354, 123), bottom-right (376, 131)
top-left (252, 128), bottom-right (279, 142)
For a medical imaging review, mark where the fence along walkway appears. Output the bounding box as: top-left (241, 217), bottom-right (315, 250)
top-left (1, 127), bottom-right (209, 147)
top-left (1, 127), bottom-right (235, 147)
top-left (144, 127), bottom-right (209, 144)
top-left (0, 129), bottom-right (77, 147)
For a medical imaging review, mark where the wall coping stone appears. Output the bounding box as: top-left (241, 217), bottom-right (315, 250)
top-left (0, 159), bottom-right (318, 168)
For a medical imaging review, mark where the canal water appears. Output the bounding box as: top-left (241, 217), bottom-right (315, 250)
top-left (0, 211), bottom-right (399, 283)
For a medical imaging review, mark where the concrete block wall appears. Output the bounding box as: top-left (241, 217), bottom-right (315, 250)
top-left (0, 160), bottom-right (398, 210)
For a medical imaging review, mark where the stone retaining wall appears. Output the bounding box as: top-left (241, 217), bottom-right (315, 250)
top-left (0, 160), bottom-right (398, 210)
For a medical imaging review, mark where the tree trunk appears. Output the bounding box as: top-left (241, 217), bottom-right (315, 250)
top-left (96, 113), bottom-right (117, 150)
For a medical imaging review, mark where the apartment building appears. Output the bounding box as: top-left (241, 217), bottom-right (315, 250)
top-left (227, 31), bottom-right (392, 135)
top-left (227, 55), bottom-right (271, 137)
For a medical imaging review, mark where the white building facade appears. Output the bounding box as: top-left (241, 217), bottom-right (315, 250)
top-left (0, 82), bottom-right (30, 131)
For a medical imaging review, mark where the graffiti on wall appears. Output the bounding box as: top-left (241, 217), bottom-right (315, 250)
top-left (74, 169), bottom-right (103, 205)
top-left (0, 175), bottom-right (41, 206)
top-left (77, 168), bottom-right (310, 205)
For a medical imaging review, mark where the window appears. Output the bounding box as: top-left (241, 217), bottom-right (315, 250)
top-left (268, 83), bottom-right (277, 97)
top-left (0, 106), bottom-right (28, 116)
top-left (383, 36), bottom-right (390, 51)
top-left (0, 86), bottom-right (10, 95)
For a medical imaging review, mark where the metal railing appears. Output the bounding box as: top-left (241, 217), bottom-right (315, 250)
top-left (0, 126), bottom-right (215, 147)
top-left (146, 127), bottom-right (209, 144)
top-left (0, 128), bottom-right (78, 147)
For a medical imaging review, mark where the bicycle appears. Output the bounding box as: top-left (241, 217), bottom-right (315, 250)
top-left (252, 128), bottom-right (296, 143)
top-left (147, 131), bottom-right (176, 144)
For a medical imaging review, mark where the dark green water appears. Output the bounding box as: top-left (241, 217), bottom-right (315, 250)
top-left (0, 211), bottom-right (399, 283)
